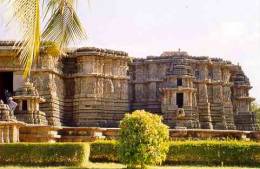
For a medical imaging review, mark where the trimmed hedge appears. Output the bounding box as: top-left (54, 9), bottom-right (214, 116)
top-left (90, 140), bottom-right (119, 162)
top-left (167, 140), bottom-right (260, 166)
top-left (89, 140), bottom-right (260, 166)
top-left (0, 143), bottom-right (89, 166)
top-left (1, 141), bottom-right (259, 166)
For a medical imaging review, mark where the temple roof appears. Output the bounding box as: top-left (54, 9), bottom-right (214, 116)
top-left (75, 47), bottom-right (128, 57)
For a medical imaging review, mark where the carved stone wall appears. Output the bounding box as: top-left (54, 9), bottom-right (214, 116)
top-left (30, 56), bottom-right (66, 126)
top-left (0, 42), bottom-right (258, 130)
top-left (73, 48), bottom-right (130, 127)
top-left (129, 51), bottom-right (257, 130)
top-left (231, 67), bottom-right (259, 130)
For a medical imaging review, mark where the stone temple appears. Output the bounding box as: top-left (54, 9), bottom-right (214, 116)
top-left (0, 41), bottom-right (258, 136)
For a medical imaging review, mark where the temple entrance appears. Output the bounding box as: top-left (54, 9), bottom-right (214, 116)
top-left (176, 93), bottom-right (183, 108)
top-left (0, 72), bottom-right (13, 103)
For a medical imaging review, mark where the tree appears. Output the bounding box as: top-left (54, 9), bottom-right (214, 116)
top-left (118, 110), bottom-right (169, 169)
top-left (251, 102), bottom-right (260, 112)
top-left (251, 101), bottom-right (260, 124)
top-left (0, 0), bottom-right (86, 78)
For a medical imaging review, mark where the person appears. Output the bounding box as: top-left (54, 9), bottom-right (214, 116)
top-left (7, 97), bottom-right (18, 112)
top-left (4, 89), bottom-right (12, 103)
top-left (4, 89), bottom-right (17, 112)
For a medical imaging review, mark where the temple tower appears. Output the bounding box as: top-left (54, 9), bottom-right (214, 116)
top-left (161, 54), bottom-right (199, 129)
top-left (13, 81), bottom-right (48, 125)
top-left (231, 67), bottom-right (258, 130)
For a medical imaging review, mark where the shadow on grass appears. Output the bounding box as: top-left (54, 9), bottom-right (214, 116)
top-left (61, 168), bottom-right (123, 169)
top-left (60, 167), bottom-right (123, 169)
top-left (59, 163), bottom-right (125, 169)
top-left (0, 164), bottom-right (124, 169)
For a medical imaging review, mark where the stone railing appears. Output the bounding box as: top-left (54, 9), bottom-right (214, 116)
top-left (0, 121), bottom-right (24, 143)
top-left (0, 100), bottom-right (25, 143)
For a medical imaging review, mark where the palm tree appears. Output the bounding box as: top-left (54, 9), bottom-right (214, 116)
top-left (0, 0), bottom-right (86, 78)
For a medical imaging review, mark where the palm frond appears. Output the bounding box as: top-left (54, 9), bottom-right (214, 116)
top-left (42, 0), bottom-right (86, 49)
top-left (2, 0), bottom-right (87, 78)
top-left (10, 0), bottom-right (41, 78)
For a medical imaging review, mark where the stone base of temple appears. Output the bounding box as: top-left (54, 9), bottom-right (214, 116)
top-left (234, 112), bottom-right (260, 131)
top-left (55, 127), bottom-right (260, 142)
top-left (0, 124), bottom-right (259, 143)
top-left (169, 129), bottom-right (250, 140)
top-left (59, 127), bottom-right (260, 141)
top-left (200, 122), bottom-right (213, 129)
top-left (19, 125), bottom-right (61, 142)
top-left (58, 127), bottom-right (106, 142)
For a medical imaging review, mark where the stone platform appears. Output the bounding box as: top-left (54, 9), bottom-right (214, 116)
top-left (0, 125), bottom-right (255, 143)
top-left (56, 127), bottom-right (260, 142)
top-left (58, 127), bottom-right (105, 142)
top-left (19, 125), bottom-right (61, 142)
top-left (169, 129), bottom-right (250, 140)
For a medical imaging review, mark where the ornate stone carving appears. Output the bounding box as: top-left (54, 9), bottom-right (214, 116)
top-left (0, 42), bottom-right (257, 130)
top-left (13, 81), bottom-right (48, 125)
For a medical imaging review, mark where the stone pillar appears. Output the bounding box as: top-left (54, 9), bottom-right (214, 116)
top-left (3, 126), bottom-right (9, 143)
top-left (9, 126), bottom-right (14, 142)
top-left (211, 82), bottom-right (227, 129)
top-left (223, 83), bottom-right (236, 129)
top-left (161, 89), bottom-right (177, 128)
top-left (207, 64), bottom-right (227, 130)
top-left (197, 82), bottom-right (213, 129)
top-left (0, 127), bottom-right (3, 143)
top-left (196, 64), bottom-right (213, 129)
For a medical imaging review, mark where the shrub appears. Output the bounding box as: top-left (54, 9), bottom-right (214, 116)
top-left (166, 140), bottom-right (260, 166)
top-left (118, 110), bottom-right (169, 168)
top-left (0, 143), bottom-right (89, 166)
top-left (90, 140), bottom-right (119, 162)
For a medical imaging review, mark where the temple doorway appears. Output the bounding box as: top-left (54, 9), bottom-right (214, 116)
top-left (0, 72), bottom-right (13, 103)
top-left (176, 93), bottom-right (183, 108)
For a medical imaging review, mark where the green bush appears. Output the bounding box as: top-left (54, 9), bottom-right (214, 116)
top-left (90, 140), bottom-right (119, 162)
top-left (118, 110), bottom-right (169, 168)
top-left (0, 143), bottom-right (89, 166)
top-left (166, 140), bottom-right (260, 166)
top-left (89, 140), bottom-right (260, 167)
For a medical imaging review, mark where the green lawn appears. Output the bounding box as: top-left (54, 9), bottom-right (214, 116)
top-left (0, 163), bottom-right (258, 169)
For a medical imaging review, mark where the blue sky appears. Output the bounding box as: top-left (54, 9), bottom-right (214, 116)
top-left (0, 0), bottom-right (260, 102)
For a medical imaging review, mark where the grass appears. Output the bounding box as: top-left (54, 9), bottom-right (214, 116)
top-left (0, 163), bottom-right (258, 169)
